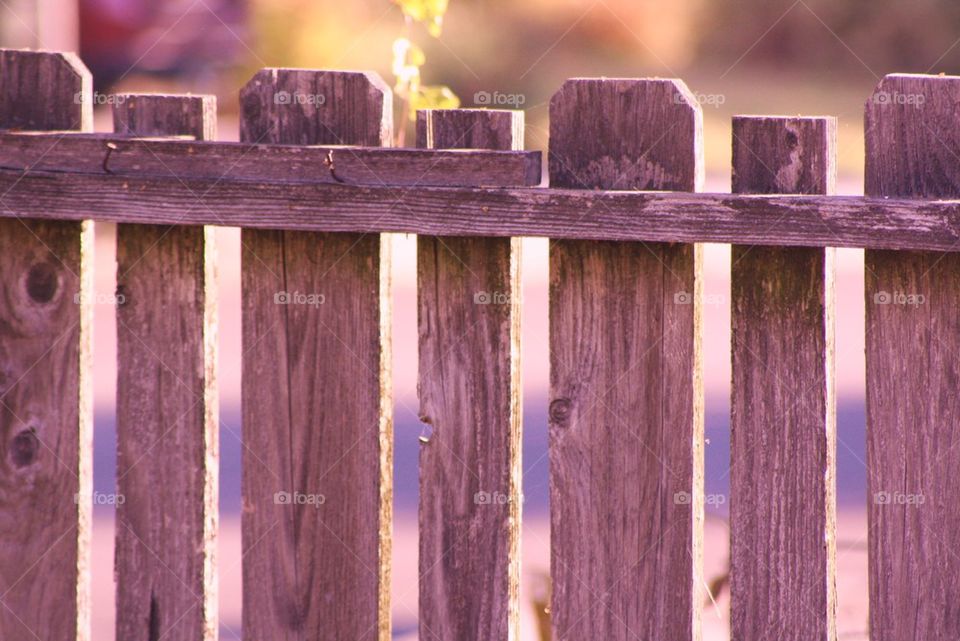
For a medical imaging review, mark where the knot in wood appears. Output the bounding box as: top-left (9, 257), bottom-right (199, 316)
top-left (10, 428), bottom-right (39, 468)
top-left (26, 262), bottom-right (59, 303)
top-left (549, 398), bottom-right (573, 426)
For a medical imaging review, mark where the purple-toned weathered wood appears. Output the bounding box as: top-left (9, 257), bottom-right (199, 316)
top-left (416, 109), bottom-right (522, 641)
top-left (865, 73), bottom-right (960, 641)
top-left (0, 49), bottom-right (92, 131)
top-left (730, 116), bottom-right (837, 641)
top-left (548, 78), bottom-right (704, 641)
top-left (5, 170), bottom-right (960, 250)
top-left (113, 94), bottom-right (218, 641)
top-left (0, 131), bottom-right (541, 186)
top-left (239, 69), bottom-right (392, 641)
top-left (0, 49), bottom-right (93, 641)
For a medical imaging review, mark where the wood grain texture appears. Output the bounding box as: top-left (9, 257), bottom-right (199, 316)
top-left (5, 170), bottom-right (960, 250)
top-left (865, 74), bottom-right (960, 641)
top-left (416, 109), bottom-right (522, 641)
top-left (0, 49), bottom-right (92, 131)
top-left (547, 78), bottom-right (704, 641)
top-left (0, 49), bottom-right (93, 641)
top-left (113, 94), bottom-right (218, 641)
top-left (112, 94), bottom-right (216, 140)
top-left (0, 131), bottom-right (541, 187)
top-left (239, 69), bottom-right (392, 641)
top-left (729, 116), bottom-right (837, 641)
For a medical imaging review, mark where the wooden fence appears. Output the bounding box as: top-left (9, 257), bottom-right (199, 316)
top-left (0, 47), bottom-right (956, 641)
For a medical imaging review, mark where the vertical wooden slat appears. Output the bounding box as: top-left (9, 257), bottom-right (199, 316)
top-left (112, 94), bottom-right (218, 641)
top-left (239, 69), bottom-right (393, 641)
top-left (0, 49), bottom-right (93, 641)
top-left (415, 109), bottom-right (522, 641)
top-left (547, 78), bottom-right (704, 641)
top-left (729, 116), bottom-right (837, 641)
top-left (865, 74), bottom-right (960, 641)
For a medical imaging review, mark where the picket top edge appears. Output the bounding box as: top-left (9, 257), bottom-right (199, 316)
top-left (0, 49), bottom-right (93, 132)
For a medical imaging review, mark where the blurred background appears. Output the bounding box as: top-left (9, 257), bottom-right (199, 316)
top-left (6, 0), bottom-right (960, 638)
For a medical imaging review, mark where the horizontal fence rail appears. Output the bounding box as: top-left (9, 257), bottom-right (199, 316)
top-left (0, 158), bottom-right (959, 250)
top-left (1, 45), bottom-right (959, 641)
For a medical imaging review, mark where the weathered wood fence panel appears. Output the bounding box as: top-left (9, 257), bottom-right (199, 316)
top-left (0, 49), bottom-right (93, 641)
top-left (865, 74), bottom-right (960, 641)
top-left (416, 108), bottom-right (523, 641)
top-left (5, 44), bottom-right (960, 641)
top-left (547, 78), bottom-right (704, 641)
top-left (113, 94), bottom-right (219, 641)
top-left (239, 69), bottom-right (393, 641)
top-left (730, 116), bottom-right (837, 641)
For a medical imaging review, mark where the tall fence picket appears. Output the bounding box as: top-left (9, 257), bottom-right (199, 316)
top-left (865, 73), bottom-right (960, 641)
top-left (416, 108), bottom-right (523, 641)
top-left (0, 49), bottom-right (94, 641)
top-left (547, 78), bottom-right (705, 641)
top-left (113, 94), bottom-right (219, 641)
top-left (238, 69), bottom-right (393, 641)
top-left (729, 116), bottom-right (837, 641)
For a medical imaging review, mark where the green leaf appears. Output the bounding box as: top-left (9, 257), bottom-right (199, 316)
top-left (409, 85), bottom-right (460, 120)
top-left (393, 0), bottom-right (449, 37)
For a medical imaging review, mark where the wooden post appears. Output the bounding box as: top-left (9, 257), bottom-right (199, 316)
top-left (865, 74), bottom-right (960, 641)
top-left (547, 78), bottom-right (704, 641)
top-left (415, 109), bottom-right (522, 641)
top-left (112, 94), bottom-right (218, 641)
top-left (238, 69), bottom-right (393, 641)
top-left (0, 49), bottom-right (93, 641)
top-left (729, 116), bottom-right (837, 641)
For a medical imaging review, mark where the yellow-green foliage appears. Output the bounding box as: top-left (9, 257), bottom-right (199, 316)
top-left (391, 0), bottom-right (460, 124)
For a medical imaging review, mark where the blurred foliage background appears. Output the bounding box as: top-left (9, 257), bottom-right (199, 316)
top-left (7, 0), bottom-right (960, 179)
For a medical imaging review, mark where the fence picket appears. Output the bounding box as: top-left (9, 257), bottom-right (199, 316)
top-left (416, 109), bottom-right (523, 641)
top-left (239, 69), bottom-right (393, 641)
top-left (547, 78), bottom-right (705, 641)
top-left (729, 116), bottom-right (837, 641)
top-left (0, 49), bottom-right (93, 641)
top-left (112, 94), bottom-right (219, 641)
top-left (865, 74), bottom-right (960, 641)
